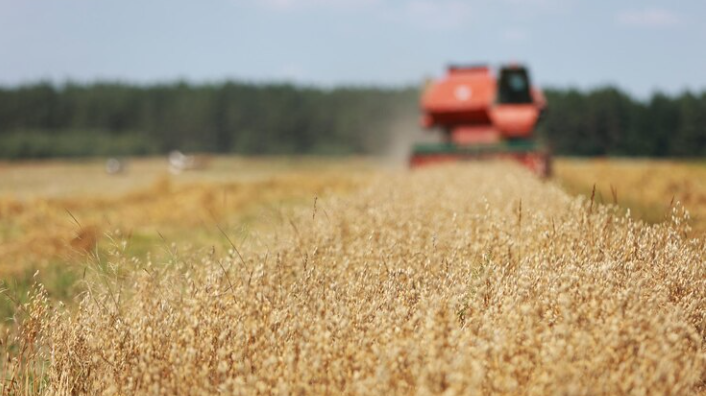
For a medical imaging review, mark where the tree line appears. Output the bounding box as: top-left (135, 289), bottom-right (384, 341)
top-left (0, 81), bottom-right (704, 159)
top-left (540, 88), bottom-right (706, 157)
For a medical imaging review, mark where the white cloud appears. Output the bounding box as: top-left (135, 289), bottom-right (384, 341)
top-left (276, 63), bottom-right (306, 81)
top-left (616, 7), bottom-right (681, 28)
top-left (255, 0), bottom-right (379, 11)
top-left (501, 0), bottom-right (559, 7)
top-left (503, 28), bottom-right (529, 42)
top-left (405, 0), bottom-right (474, 30)
top-left (499, 0), bottom-right (574, 14)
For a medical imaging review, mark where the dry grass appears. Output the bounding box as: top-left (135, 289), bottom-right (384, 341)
top-left (0, 157), bottom-right (372, 276)
top-left (555, 158), bottom-right (706, 234)
top-left (0, 156), bottom-right (375, 200)
top-left (1, 162), bottom-right (704, 395)
top-left (0, 170), bottom-right (366, 275)
top-left (0, 156), bottom-right (372, 321)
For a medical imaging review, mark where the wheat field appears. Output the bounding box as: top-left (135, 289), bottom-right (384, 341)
top-left (556, 158), bottom-right (706, 234)
top-left (1, 161), bottom-right (705, 395)
top-left (0, 157), bottom-right (372, 319)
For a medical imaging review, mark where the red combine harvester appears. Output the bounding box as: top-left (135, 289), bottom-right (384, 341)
top-left (411, 64), bottom-right (551, 177)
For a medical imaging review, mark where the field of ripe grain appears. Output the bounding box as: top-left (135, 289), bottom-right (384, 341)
top-left (0, 157), bottom-right (374, 318)
top-left (555, 158), bottom-right (706, 235)
top-left (2, 160), bottom-right (704, 395)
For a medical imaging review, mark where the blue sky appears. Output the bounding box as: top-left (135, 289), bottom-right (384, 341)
top-left (1, 0), bottom-right (704, 97)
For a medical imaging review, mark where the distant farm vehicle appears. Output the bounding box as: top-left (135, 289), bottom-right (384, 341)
top-left (168, 151), bottom-right (212, 174)
top-left (105, 158), bottom-right (127, 175)
top-left (412, 63), bottom-right (551, 177)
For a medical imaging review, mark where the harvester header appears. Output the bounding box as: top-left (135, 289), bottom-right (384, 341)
top-left (412, 63), bottom-right (550, 176)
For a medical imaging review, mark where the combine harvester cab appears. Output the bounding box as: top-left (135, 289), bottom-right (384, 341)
top-left (411, 64), bottom-right (551, 177)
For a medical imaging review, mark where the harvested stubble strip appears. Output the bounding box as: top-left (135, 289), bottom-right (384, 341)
top-left (5, 163), bottom-right (706, 395)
